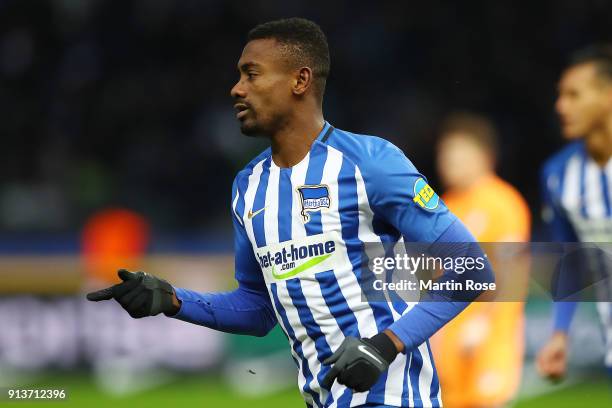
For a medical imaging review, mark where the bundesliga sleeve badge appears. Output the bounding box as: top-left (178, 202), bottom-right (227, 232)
top-left (413, 177), bottom-right (439, 210)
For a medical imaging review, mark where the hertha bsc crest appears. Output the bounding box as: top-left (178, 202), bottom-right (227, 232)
top-left (297, 184), bottom-right (330, 223)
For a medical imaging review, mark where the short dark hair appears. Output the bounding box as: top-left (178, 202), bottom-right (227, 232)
top-left (438, 112), bottom-right (499, 158)
top-left (569, 44), bottom-right (612, 83)
top-left (247, 18), bottom-right (330, 100)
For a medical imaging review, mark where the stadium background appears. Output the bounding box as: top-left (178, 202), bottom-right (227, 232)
top-left (1, 0), bottom-right (610, 406)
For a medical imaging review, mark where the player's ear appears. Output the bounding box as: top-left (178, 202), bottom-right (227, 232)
top-left (293, 67), bottom-right (313, 96)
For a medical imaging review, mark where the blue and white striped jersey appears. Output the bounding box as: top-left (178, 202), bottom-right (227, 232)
top-left (230, 122), bottom-right (456, 407)
top-left (541, 141), bottom-right (612, 242)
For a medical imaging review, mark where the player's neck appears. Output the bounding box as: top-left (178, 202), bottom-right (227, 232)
top-left (270, 112), bottom-right (325, 168)
top-left (585, 125), bottom-right (612, 167)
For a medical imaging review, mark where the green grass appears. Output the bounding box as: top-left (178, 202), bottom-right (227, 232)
top-left (0, 373), bottom-right (609, 408)
top-left (1, 373), bottom-right (302, 408)
top-left (516, 380), bottom-right (610, 408)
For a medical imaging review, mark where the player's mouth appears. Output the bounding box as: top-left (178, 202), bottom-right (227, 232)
top-left (559, 115), bottom-right (572, 127)
top-left (234, 103), bottom-right (250, 120)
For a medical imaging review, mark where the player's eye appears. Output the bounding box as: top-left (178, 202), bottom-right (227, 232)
top-left (247, 71), bottom-right (257, 80)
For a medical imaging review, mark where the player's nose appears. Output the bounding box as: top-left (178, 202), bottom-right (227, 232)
top-left (555, 96), bottom-right (566, 116)
top-left (230, 80), bottom-right (246, 99)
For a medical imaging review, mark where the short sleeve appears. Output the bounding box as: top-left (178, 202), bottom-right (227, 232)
top-left (362, 144), bottom-right (457, 242)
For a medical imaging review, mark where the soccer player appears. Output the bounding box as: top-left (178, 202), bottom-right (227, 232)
top-left (536, 45), bottom-right (612, 381)
top-left (432, 113), bottom-right (531, 408)
top-left (87, 18), bottom-right (493, 408)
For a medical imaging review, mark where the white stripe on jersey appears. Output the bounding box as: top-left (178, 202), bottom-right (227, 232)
top-left (320, 147), bottom-right (344, 235)
top-left (232, 187), bottom-right (242, 226)
top-left (417, 343), bottom-right (435, 407)
top-left (290, 154), bottom-right (310, 241)
top-left (243, 158), bottom-right (266, 244)
top-left (407, 351), bottom-right (415, 405)
top-left (561, 153), bottom-right (582, 213)
top-left (264, 165), bottom-right (280, 244)
top-left (584, 160), bottom-right (606, 218)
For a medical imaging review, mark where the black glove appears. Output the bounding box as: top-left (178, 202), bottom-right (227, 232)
top-left (322, 333), bottom-right (398, 392)
top-left (86, 269), bottom-right (176, 318)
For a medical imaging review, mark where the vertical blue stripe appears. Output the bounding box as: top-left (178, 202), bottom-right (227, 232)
top-left (304, 143), bottom-right (327, 184)
top-left (426, 341), bottom-right (441, 407)
top-left (316, 271), bottom-right (360, 338)
top-left (270, 283), bottom-right (321, 407)
top-left (252, 158), bottom-right (272, 248)
top-left (278, 168), bottom-right (293, 242)
top-left (303, 143), bottom-right (328, 236)
top-left (408, 349), bottom-right (424, 407)
top-left (335, 389), bottom-right (353, 408)
top-left (579, 155), bottom-right (588, 218)
top-left (601, 170), bottom-right (612, 217)
top-left (337, 158), bottom-right (396, 404)
top-left (285, 279), bottom-right (334, 403)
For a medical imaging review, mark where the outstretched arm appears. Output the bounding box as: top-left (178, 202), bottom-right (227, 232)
top-left (87, 178), bottom-right (277, 337)
top-left (170, 178), bottom-right (277, 336)
top-left (170, 280), bottom-right (276, 337)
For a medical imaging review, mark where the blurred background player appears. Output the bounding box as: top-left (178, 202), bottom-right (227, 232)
top-left (537, 45), bottom-right (612, 381)
top-left (432, 112), bottom-right (531, 407)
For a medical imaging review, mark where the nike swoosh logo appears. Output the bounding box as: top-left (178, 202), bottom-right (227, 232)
top-left (357, 345), bottom-right (383, 365)
top-left (271, 253), bottom-right (332, 280)
top-left (248, 206), bottom-right (267, 219)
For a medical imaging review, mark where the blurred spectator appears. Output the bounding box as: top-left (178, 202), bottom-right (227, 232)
top-left (431, 112), bottom-right (531, 408)
top-left (82, 207), bottom-right (149, 284)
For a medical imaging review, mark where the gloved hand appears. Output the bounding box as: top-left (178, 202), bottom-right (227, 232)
top-left (86, 269), bottom-right (177, 318)
top-left (322, 333), bottom-right (398, 392)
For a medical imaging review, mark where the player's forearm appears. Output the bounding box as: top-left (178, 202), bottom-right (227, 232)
top-left (169, 286), bottom-right (277, 337)
top-left (387, 300), bottom-right (469, 352)
top-left (388, 219), bottom-right (495, 351)
top-left (552, 301), bottom-right (577, 333)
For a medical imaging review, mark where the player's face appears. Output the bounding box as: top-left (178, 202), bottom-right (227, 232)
top-left (437, 133), bottom-right (492, 190)
top-left (231, 38), bottom-right (295, 136)
top-left (556, 63), bottom-right (612, 139)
